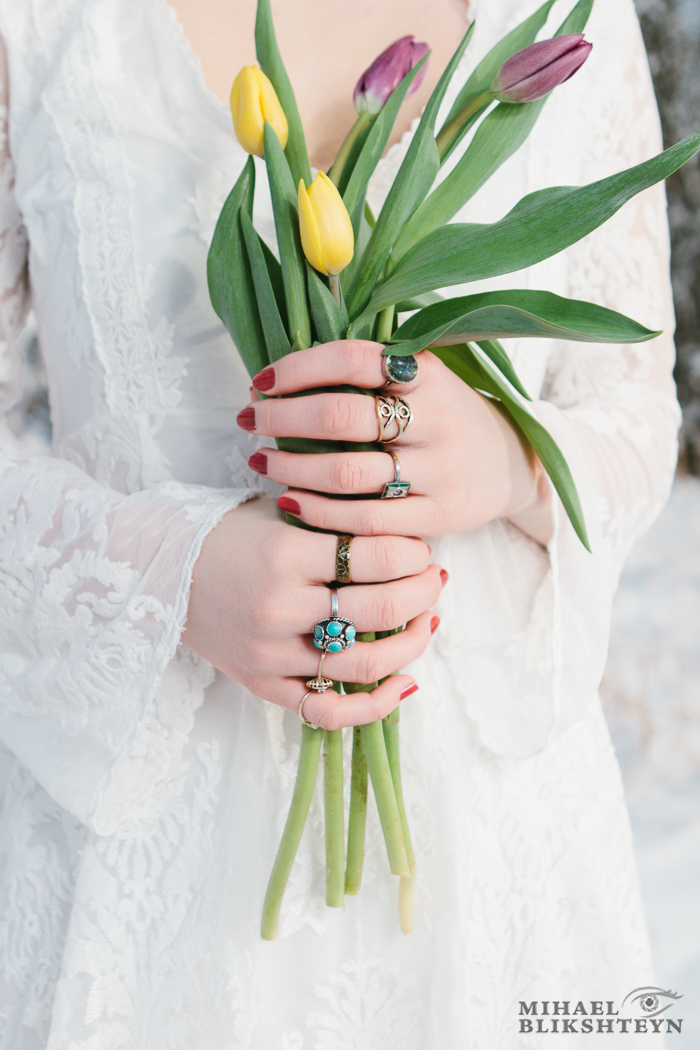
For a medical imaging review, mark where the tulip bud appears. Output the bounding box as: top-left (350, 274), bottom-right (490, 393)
top-left (298, 172), bottom-right (354, 277)
top-left (353, 36), bottom-right (430, 115)
top-left (230, 65), bottom-right (289, 157)
top-left (491, 34), bottom-right (592, 104)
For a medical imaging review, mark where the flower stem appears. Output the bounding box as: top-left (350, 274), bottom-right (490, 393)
top-left (375, 304), bottom-right (395, 344)
top-left (435, 89), bottom-right (493, 158)
top-left (383, 706), bottom-right (416, 933)
top-left (329, 274), bottom-right (342, 307)
top-left (261, 723), bottom-right (323, 940)
top-left (328, 111), bottom-right (373, 187)
top-left (323, 728), bottom-right (345, 907)
top-left (345, 726), bottom-right (368, 894)
top-left (361, 719), bottom-right (410, 876)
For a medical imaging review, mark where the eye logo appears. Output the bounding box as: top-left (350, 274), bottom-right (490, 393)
top-left (621, 987), bottom-right (683, 1020)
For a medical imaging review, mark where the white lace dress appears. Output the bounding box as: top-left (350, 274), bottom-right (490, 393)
top-left (0, 0), bottom-right (680, 1047)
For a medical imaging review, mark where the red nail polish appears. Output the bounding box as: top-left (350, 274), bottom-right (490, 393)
top-left (237, 407), bottom-right (256, 431)
top-left (400, 683), bottom-right (419, 701)
top-left (253, 367), bottom-right (275, 392)
top-left (430, 615), bottom-right (440, 635)
top-left (440, 569), bottom-right (449, 586)
top-left (248, 452), bottom-right (268, 475)
top-left (277, 496), bottom-right (301, 516)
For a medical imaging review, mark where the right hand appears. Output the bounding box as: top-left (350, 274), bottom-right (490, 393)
top-left (181, 498), bottom-right (445, 730)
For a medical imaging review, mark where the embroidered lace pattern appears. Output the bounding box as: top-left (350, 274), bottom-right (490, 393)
top-left (0, 0), bottom-right (677, 1046)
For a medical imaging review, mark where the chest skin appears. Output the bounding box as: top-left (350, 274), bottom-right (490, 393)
top-left (168, 0), bottom-right (471, 170)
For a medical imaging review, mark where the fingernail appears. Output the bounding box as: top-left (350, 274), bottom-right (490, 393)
top-left (400, 682), bottom-right (419, 701)
top-left (237, 407), bottom-right (256, 431)
top-left (430, 615), bottom-right (440, 634)
top-left (277, 496), bottom-right (301, 516)
top-left (253, 367), bottom-right (275, 392)
top-left (440, 569), bottom-right (449, 586)
top-left (248, 452), bottom-right (268, 475)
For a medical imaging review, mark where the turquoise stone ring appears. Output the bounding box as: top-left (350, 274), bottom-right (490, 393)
top-left (313, 589), bottom-right (356, 653)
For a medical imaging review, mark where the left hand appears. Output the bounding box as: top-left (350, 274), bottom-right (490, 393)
top-left (239, 340), bottom-right (552, 543)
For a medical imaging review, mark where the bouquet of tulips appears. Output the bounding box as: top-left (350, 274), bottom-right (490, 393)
top-left (208, 0), bottom-right (700, 940)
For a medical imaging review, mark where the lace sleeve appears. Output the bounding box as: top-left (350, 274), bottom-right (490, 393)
top-left (532, 0), bottom-right (680, 743)
top-left (0, 38), bottom-right (258, 834)
top-left (450, 0), bottom-right (680, 756)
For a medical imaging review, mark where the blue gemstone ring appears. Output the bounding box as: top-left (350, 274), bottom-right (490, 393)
top-left (380, 353), bottom-right (419, 387)
top-left (313, 589), bottom-right (356, 653)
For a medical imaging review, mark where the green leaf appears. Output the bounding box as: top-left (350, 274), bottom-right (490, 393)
top-left (341, 204), bottom-right (374, 292)
top-left (394, 291), bottom-right (445, 312)
top-left (307, 264), bottom-right (349, 343)
top-left (255, 0), bottom-right (311, 186)
top-left (363, 131), bottom-right (700, 313)
top-left (390, 290), bottom-right (661, 351)
top-left (433, 343), bottom-right (590, 549)
top-left (345, 25), bottom-right (476, 320)
top-left (342, 58), bottom-right (428, 221)
top-left (263, 123), bottom-right (312, 350)
top-left (477, 340), bottom-right (532, 401)
top-left (207, 156), bottom-right (269, 377)
top-left (259, 238), bottom-right (289, 330)
top-left (240, 208), bottom-right (291, 361)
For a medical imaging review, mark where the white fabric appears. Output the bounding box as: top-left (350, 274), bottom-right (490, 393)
top-left (0, 0), bottom-right (679, 1046)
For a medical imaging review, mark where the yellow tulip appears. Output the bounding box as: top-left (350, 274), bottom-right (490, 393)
top-left (297, 172), bottom-right (355, 277)
top-left (230, 66), bottom-right (288, 158)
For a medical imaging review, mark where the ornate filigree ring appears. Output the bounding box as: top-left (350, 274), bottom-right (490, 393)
top-left (298, 691), bottom-right (321, 730)
top-left (375, 394), bottom-right (413, 444)
top-left (313, 588), bottom-right (356, 653)
top-left (335, 534), bottom-right (353, 584)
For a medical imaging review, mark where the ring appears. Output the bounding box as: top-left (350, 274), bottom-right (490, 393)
top-left (375, 395), bottom-right (413, 444)
top-left (381, 450), bottom-right (411, 499)
top-left (298, 691), bottom-right (321, 730)
top-left (336, 534), bottom-right (353, 584)
top-left (306, 650), bottom-right (334, 693)
top-left (380, 353), bottom-right (419, 388)
top-left (313, 588), bottom-right (356, 652)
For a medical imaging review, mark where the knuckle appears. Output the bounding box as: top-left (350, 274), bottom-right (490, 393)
top-left (318, 704), bottom-right (343, 732)
top-left (319, 395), bottom-right (362, 438)
top-left (344, 340), bottom-right (375, 374)
top-left (354, 649), bottom-right (382, 686)
top-left (250, 592), bottom-right (280, 631)
top-left (329, 456), bottom-right (366, 494)
top-left (365, 505), bottom-right (389, 536)
top-left (374, 536), bottom-right (403, 579)
top-left (374, 592), bottom-right (399, 631)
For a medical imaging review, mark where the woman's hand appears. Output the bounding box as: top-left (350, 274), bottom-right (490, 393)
top-left (182, 498), bottom-right (445, 728)
top-left (240, 340), bottom-right (553, 545)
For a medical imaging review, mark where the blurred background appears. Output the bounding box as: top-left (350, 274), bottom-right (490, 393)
top-left (5, 0), bottom-right (699, 1040)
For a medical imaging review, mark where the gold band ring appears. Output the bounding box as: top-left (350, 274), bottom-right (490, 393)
top-left (375, 395), bottom-right (413, 444)
top-left (298, 691), bottom-right (321, 730)
top-left (336, 534), bottom-right (353, 584)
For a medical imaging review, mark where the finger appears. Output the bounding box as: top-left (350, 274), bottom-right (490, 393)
top-left (263, 673), bottom-right (421, 730)
top-left (258, 609), bottom-right (437, 679)
top-left (278, 489), bottom-right (438, 538)
top-left (238, 391), bottom-right (381, 443)
top-left (249, 447), bottom-right (430, 498)
top-left (306, 609), bottom-right (438, 685)
top-left (251, 341), bottom-right (386, 395)
top-left (304, 565), bottom-right (445, 633)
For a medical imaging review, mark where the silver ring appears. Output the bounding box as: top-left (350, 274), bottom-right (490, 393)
top-left (298, 691), bottom-right (321, 730)
top-left (313, 588), bottom-right (356, 653)
top-left (381, 450), bottom-right (411, 499)
top-left (380, 353), bottom-right (419, 387)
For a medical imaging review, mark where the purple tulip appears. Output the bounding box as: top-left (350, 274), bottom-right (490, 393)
top-left (491, 34), bottom-right (592, 104)
top-left (353, 36), bottom-right (430, 115)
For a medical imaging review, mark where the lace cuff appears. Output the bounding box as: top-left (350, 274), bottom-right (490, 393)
top-left (0, 441), bottom-right (260, 831)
